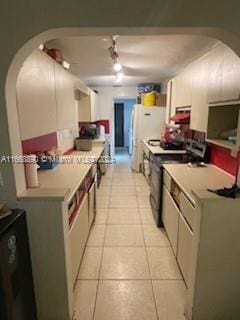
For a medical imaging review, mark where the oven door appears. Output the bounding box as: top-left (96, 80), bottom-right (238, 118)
top-left (149, 160), bottom-right (161, 205)
top-left (149, 159), bottom-right (164, 227)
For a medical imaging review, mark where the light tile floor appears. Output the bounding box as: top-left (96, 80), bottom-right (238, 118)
top-left (74, 150), bottom-right (186, 320)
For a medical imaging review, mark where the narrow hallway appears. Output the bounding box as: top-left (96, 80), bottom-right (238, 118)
top-left (73, 149), bottom-right (186, 320)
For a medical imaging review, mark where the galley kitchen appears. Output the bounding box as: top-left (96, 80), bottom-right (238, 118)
top-left (1, 9), bottom-right (240, 320)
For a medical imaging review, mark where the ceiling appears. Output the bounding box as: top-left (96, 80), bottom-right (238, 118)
top-left (46, 35), bottom-right (218, 87)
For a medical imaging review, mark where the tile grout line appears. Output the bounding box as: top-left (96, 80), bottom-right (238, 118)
top-left (138, 180), bottom-right (160, 320)
top-left (92, 165), bottom-right (114, 320)
top-left (92, 168), bottom-right (114, 320)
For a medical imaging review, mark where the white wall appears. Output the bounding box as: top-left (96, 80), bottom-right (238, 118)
top-left (92, 86), bottom-right (137, 155)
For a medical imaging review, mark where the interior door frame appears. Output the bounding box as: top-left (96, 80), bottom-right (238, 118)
top-left (112, 96), bottom-right (137, 154)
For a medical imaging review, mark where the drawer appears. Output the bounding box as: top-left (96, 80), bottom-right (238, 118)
top-left (69, 194), bottom-right (89, 284)
top-left (177, 212), bottom-right (193, 287)
top-left (92, 163), bottom-right (97, 177)
top-left (163, 169), bottom-right (172, 193)
top-left (88, 181), bottom-right (96, 227)
top-left (180, 192), bottom-right (195, 230)
top-left (162, 186), bottom-right (180, 256)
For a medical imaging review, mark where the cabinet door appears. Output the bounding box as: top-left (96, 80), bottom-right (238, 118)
top-left (178, 71), bottom-right (192, 107)
top-left (177, 212), bottom-right (193, 287)
top-left (171, 77), bottom-right (180, 112)
top-left (90, 90), bottom-right (99, 122)
top-left (166, 81), bottom-right (173, 124)
top-left (54, 63), bottom-right (77, 129)
top-left (207, 46), bottom-right (224, 104)
top-left (17, 50), bottom-right (57, 140)
top-left (69, 194), bottom-right (89, 283)
top-left (78, 94), bottom-right (91, 121)
top-left (88, 181), bottom-right (95, 227)
top-left (221, 46), bottom-right (240, 102)
top-left (190, 58), bottom-right (209, 132)
top-left (162, 186), bottom-right (180, 256)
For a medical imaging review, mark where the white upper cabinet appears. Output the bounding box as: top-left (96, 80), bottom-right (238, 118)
top-left (54, 62), bottom-right (77, 130)
top-left (171, 73), bottom-right (192, 110)
top-left (17, 50), bottom-right (57, 140)
top-left (220, 46), bottom-right (240, 102)
top-left (190, 58), bottom-right (209, 132)
top-left (78, 89), bottom-right (99, 122)
top-left (168, 43), bottom-right (240, 133)
top-left (206, 45), bottom-right (224, 103)
top-left (207, 44), bottom-right (240, 103)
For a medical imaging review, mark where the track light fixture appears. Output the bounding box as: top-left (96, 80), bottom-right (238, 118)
top-left (109, 36), bottom-right (123, 82)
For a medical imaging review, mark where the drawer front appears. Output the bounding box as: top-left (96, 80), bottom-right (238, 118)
top-left (69, 194), bottom-right (89, 283)
top-left (88, 182), bottom-right (96, 227)
top-left (162, 186), bottom-right (180, 256)
top-left (92, 163), bottom-right (97, 177)
top-left (177, 212), bottom-right (193, 287)
top-left (143, 144), bottom-right (150, 158)
top-left (163, 169), bottom-right (172, 193)
top-left (180, 192), bottom-right (195, 230)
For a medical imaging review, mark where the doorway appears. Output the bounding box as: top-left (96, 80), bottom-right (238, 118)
top-left (114, 103), bottom-right (124, 147)
top-left (114, 98), bottom-right (136, 154)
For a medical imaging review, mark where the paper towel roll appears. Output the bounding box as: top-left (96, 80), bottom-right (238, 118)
top-left (25, 154), bottom-right (39, 188)
top-left (99, 125), bottom-right (105, 138)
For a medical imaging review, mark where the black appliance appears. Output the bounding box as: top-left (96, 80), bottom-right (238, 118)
top-left (147, 139), bottom-right (185, 150)
top-left (149, 152), bottom-right (185, 227)
top-left (79, 125), bottom-right (99, 140)
top-left (0, 209), bottom-right (37, 320)
top-left (149, 139), bottom-right (210, 227)
top-left (160, 140), bottom-right (185, 150)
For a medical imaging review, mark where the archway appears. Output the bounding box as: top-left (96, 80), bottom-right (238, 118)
top-left (2, 26), bottom-right (240, 204)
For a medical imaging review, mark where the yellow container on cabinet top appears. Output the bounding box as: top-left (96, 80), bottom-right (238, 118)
top-left (142, 92), bottom-right (156, 106)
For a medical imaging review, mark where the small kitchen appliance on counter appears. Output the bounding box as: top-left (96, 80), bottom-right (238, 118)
top-left (79, 124), bottom-right (99, 140)
top-left (75, 137), bottom-right (93, 151)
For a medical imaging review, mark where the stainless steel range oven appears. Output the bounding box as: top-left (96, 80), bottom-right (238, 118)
top-left (149, 139), bottom-right (210, 227)
top-left (149, 152), bottom-right (184, 227)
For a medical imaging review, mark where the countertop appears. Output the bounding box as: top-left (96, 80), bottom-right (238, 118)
top-left (92, 137), bottom-right (106, 144)
top-left (163, 163), bottom-right (235, 205)
top-left (18, 146), bottom-right (104, 202)
top-left (143, 140), bottom-right (186, 155)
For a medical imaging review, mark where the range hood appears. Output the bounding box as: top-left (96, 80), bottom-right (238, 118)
top-left (170, 107), bottom-right (191, 123)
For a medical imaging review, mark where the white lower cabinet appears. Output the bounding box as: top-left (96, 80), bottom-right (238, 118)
top-left (69, 194), bottom-right (89, 283)
top-left (162, 186), bottom-right (180, 256)
top-left (177, 212), bottom-right (193, 287)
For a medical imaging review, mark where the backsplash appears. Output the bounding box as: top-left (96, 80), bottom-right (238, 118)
top-left (21, 128), bottom-right (78, 155)
top-left (22, 132), bottom-right (58, 154)
top-left (57, 127), bottom-right (78, 154)
top-left (210, 144), bottom-right (239, 176)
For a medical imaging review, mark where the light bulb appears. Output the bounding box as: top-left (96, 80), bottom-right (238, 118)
top-left (116, 72), bottom-right (123, 83)
top-left (113, 62), bottom-right (122, 72)
top-left (62, 61), bottom-right (70, 69)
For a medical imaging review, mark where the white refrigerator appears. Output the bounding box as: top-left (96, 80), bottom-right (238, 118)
top-left (130, 104), bottom-right (166, 172)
